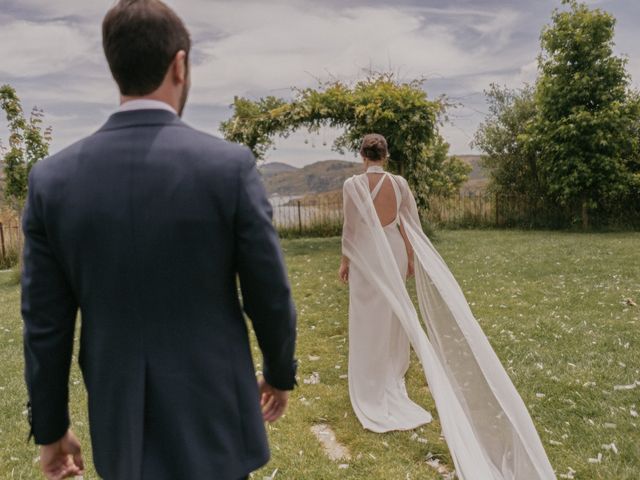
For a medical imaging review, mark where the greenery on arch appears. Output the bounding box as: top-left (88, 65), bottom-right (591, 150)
top-left (220, 73), bottom-right (471, 208)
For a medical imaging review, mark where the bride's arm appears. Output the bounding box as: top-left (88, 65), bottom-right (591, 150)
top-left (339, 180), bottom-right (354, 283)
top-left (398, 220), bottom-right (414, 278)
top-left (395, 175), bottom-right (415, 278)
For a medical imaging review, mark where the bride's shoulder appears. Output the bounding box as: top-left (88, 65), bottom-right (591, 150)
top-left (343, 174), bottom-right (360, 187)
top-left (389, 173), bottom-right (409, 186)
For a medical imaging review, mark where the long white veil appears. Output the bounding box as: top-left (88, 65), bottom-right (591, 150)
top-left (342, 174), bottom-right (556, 480)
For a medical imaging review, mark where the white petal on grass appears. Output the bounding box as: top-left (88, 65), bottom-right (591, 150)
top-left (310, 424), bottom-right (351, 461)
top-left (425, 452), bottom-right (454, 476)
top-left (262, 468), bottom-right (278, 480)
top-left (613, 383), bottom-right (637, 391)
top-left (303, 372), bottom-right (320, 385)
top-left (587, 452), bottom-right (603, 464)
top-left (559, 467), bottom-right (576, 479)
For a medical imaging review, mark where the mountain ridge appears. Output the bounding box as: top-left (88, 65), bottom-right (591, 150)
top-left (259, 159), bottom-right (362, 196)
top-left (259, 156), bottom-right (487, 196)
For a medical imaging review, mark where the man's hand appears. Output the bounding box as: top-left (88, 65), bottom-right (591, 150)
top-left (258, 378), bottom-right (289, 423)
top-left (40, 429), bottom-right (84, 480)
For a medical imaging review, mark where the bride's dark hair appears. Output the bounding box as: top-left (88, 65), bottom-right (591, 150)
top-left (360, 134), bottom-right (388, 161)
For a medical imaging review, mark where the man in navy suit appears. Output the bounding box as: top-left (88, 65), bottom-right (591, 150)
top-left (21, 1), bottom-right (297, 478)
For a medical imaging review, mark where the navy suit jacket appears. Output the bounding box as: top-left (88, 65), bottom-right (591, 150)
top-left (21, 109), bottom-right (297, 479)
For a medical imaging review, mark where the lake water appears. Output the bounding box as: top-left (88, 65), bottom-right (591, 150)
top-left (269, 194), bottom-right (342, 229)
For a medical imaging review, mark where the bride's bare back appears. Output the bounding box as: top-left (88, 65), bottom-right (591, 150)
top-left (367, 173), bottom-right (398, 227)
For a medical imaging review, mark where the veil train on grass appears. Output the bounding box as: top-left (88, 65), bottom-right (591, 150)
top-left (342, 173), bottom-right (556, 480)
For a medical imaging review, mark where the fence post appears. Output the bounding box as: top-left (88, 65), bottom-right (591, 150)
top-left (297, 201), bottom-right (302, 234)
top-left (494, 194), bottom-right (499, 226)
top-left (0, 223), bottom-right (5, 261)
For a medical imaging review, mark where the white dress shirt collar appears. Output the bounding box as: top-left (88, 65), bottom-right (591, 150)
top-left (118, 99), bottom-right (177, 115)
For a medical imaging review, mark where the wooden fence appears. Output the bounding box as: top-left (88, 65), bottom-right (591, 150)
top-left (0, 192), bottom-right (634, 266)
top-left (0, 222), bottom-right (22, 268)
top-left (269, 194), bottom-right (509, 236)
top-left (270, 192), bottom-right (639, 235)
top-left (424, 193), bottom-right (567, 228)
top-left (271, 198), bottom-right (343, 236)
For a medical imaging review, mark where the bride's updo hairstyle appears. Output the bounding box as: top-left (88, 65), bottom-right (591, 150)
top-left (360, 134), bottom-right (388, 162)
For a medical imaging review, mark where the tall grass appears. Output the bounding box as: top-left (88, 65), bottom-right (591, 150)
top-left (0, 246), bottom-right (20, 270)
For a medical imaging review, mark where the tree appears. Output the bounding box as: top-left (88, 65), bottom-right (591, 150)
top-left (0, 85), bottom-right (52, 210)
top-left (473, 83), bottom-right (542, 197)
top-left (534, 0), bottom-right (640, 228)
top-left (220, 73), bottom-right (470, 208)
top-left (423, 135), bottom-right (471, 196)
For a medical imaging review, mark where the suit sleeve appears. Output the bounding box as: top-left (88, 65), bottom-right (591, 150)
top-left (235, 150), bottom-right (297, 390)
top-left (21, 169), bottom-right (79, 444)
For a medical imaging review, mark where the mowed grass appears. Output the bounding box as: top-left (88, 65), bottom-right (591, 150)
top-left (1, 230), bottom-right (639, 479)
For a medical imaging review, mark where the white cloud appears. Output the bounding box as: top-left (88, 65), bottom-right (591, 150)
top-left (2, 0), bottom-right (110, 20)
top-left (186, 2), bottom-right (524, 107)
top-left (0, 20), bottom-right (98, 77)
top-left (0, 0), bottom-right (638, 158)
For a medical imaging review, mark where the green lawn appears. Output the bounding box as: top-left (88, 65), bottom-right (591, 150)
top-left (1, 231), bottom-right (639, 479)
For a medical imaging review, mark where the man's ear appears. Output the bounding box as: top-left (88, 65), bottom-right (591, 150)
top-left (172, 50), bottom-right (188, 85)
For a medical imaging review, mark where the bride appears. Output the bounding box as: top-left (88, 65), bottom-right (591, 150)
top-left (339, 134), bottom-right (556, 480)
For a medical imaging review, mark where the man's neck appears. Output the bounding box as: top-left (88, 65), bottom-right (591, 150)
top-left (118, 97), bottom-right (177, 115)
top-left (120, 94), bottom-right (178, 112)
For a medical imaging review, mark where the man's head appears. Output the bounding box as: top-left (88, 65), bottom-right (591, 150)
top-left (103, 0), bottom-right (191, 115)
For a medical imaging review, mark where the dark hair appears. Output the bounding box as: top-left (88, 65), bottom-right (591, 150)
top-left (360, 133), bottom-right (388, 161)
top-left (102, 0), bottom-right (191, 96)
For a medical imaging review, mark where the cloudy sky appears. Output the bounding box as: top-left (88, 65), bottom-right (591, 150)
top-left (1, 0), bottom-right (639, 167)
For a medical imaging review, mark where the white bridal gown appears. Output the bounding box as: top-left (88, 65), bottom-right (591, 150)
top-left (348, 168), bottom-right (433, 432)
top-left (342, 166), bottom-right (556, 480)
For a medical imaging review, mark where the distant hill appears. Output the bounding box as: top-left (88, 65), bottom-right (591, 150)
top-left (456, 155), bottom-right (485, 180)
top-left (259, 160), bottom-right (362, 196)
top-left (260, 162), bottom-right (298, 176)
top-left (259, 156), bottom-right (489, 196)
top-left (455, 154), bottom-right (489, 193)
